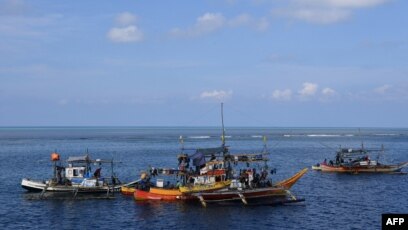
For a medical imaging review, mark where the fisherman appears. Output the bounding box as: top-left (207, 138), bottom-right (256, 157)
top-left (56, 166), bottom-right (63, 184)
top-left (252, 173), bottom-right (260, 188)
top-left (93, 167), bottom-right (101, 178)
top-left (210, 154), bottom-right (216, 161)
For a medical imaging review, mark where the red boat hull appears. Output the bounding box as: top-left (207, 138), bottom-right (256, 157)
top-left (320, 162), bottom-right (408, 173)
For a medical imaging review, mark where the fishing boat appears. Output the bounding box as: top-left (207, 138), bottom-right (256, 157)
top-left (134, 103), bottom-right (307, 204)
top-left (21, 152), bottom-right (123, 197)
top-left (182, 168), bottom-right (308, 207)
top-left (313, 146), bottom-right (408, 173)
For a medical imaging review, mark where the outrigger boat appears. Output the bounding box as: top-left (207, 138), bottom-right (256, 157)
top-left (313, 146), bottom-right (408, 173)
top-left (133, 103), bottom-right (307, 205)
top-left (188, 168), bottom-right (308, 207)
top-left (132, 149), bottom-right (232, 201)
top-left (21, 152), bottom-right (123, 198)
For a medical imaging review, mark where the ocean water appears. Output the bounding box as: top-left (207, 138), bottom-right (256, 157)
top-left (0, 127), bottom-right (407, 229)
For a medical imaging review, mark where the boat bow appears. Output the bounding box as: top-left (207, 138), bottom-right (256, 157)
top-left (274, 168), bottom-right (308, 189)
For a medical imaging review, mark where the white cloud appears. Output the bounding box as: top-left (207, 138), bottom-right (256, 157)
top-left (322, 87), bottom-right (336, 96)
top-left (299, 82), bottom-right (318, 97)
top-left (115, 12), bottom-right (137, 26)
top-left (107, 25), bottom-right (143, 43)
top-left (200, 90), bottom-right (233, 100)
top-left (374, 84), bottom-right (391, 94)
top-left (107, 13), bottom-right (143, 43)
top-left (170, 12), bottom-right (269, 38)
top-left (275, 8), bottom-right (350, 25)
top-left (273, 0), bottom-right (390, 24)
top-left (171, 13), bottom-right (225, 37)
top-left (320, 87), bottom-right (339, 101)
top-left (271, 89), bottom-right (292, 101)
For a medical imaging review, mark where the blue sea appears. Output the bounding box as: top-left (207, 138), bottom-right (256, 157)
top-left (0, 127), bottom-right (407, 229)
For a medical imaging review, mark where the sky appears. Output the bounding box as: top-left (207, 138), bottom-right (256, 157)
top-left (1, 0), bottom-right (408, 127)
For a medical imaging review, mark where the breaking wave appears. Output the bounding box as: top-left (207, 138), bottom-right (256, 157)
top-left (307, 134), bottom-right (341, 137)
top-left (188, 136), bottom-right (211, 139)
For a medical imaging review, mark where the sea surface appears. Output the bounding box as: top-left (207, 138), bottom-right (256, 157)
top-left (0, 127), bottom-right (407, 229)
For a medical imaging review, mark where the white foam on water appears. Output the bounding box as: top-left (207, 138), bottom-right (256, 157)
top-left (188, 136), bottom-right (211, 139)
top-left (307, 134), bottom-right (341, 137)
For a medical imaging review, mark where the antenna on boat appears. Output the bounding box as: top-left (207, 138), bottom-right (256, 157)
top-left (263, 135), bottom-right (268, 154)
top-left (358, 128), bottom-right (364, 151)
top-left (179, 135), bottom-right (184, 153)
top-left (377, 144), bottom-right (384, 162)
top-left (221, 102), bottom-right (226, 147)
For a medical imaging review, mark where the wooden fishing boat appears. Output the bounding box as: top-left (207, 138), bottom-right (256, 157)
top-left (320, 162), bottom-right (408, 173)
top-left (21, 152), bottom-right (123, 197)
top-left (183, 168), bottom-right (308, 206)
top-left (314, 146), bottom-right (408, 173)
top-left (134, 104), bottom-right (308, 204)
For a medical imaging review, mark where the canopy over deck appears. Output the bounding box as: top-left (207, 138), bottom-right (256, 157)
top-left (66, 155), bottom-right (113, 164)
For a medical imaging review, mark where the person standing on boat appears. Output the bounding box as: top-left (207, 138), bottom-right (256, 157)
top-left (94, 167), bottom-right (101, 178)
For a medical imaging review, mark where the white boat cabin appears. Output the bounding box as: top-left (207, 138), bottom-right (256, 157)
top-left (200, 161), bottom-right (225, 175)
top-left (65, 165), bottom-right (86, 180)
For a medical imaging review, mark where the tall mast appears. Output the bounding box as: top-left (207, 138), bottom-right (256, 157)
top-left (221, 102), bottom-right (225, 147)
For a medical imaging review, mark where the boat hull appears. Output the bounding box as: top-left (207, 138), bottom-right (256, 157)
top-left (179, 180), bottom-right (231, 193)
top-left (179, 168), bottom-right (308, 205)
top-left (121, 186), bottom-right (135, 196)
top-left (134, 188), bottom-right (187, 201)
top-left (320, 162), bottom-right (408, 173)
top-left (21, 178), bottom-right (121, 194)
top-left (191, 186), bottom-right (289, 204)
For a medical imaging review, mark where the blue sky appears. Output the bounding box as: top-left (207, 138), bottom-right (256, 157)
top-left (1, 0), bottom-right (408, 127)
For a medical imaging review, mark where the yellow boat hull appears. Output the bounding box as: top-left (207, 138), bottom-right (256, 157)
top-left (121, 186), bottom-right (135, 196)
top-left (149, 187), bottom-right (182, 196)
top-left (179, 180), bottom-right (231, 193)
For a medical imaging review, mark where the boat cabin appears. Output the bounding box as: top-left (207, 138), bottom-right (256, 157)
top-left (200, 160), bottom-right (225, 175)
top-left (65, 166), bottom-right (86, 180)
